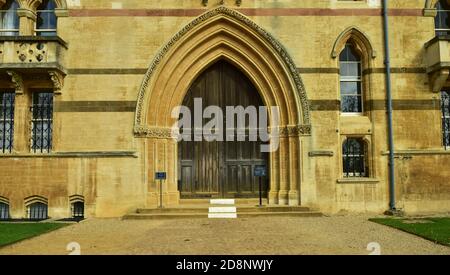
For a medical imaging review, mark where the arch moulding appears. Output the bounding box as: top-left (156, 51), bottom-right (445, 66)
top-left (134, 6), bottom-right (311, 137)
top-left (135, 6), bottom-right (311, 206)
top-left (331, 26), bottom-right (377, 61)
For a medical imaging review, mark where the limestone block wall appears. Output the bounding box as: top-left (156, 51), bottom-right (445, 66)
top-left (1, 0), bottom-right (449, 217)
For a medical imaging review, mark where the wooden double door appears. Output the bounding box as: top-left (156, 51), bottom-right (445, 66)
top-left (178, 61), bottom-right (269, 198)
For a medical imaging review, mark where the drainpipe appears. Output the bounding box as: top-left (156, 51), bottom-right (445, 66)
top-left (382, 0), bottom-right (397, 212)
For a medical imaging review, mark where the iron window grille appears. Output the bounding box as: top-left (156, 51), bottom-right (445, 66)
top-left (442, 91), bottom-right (450, 149)
top-left (36, 0), bottom-right (57, 36)
top-left (436, 1), bottom-right (450, 36)
top-left (72, 202), bottom-right (84, 219)
top-left (31, 92), bottom-right (53, 153)
top-left (0, 92), bottom-right (14, 153)
top-left (340, 44), bottom-right (363, 114)
top-left (0, 202), bottom-right (9, 220)
top-left (27, 202), bottom-right (48, 220)
top-left (0, 1), bottom-right (19, 36)
top-left (343, 138), bottom-right (368, 178)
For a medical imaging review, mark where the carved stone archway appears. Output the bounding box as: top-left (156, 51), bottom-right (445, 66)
top-left (135, 6), bottom-right (311, 206)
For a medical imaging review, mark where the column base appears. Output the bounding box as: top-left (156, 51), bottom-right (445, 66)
top-left (268, 191), bottom-right (279, 205)
top-left (278, 190), bottom-right (289, 205)
top-left (288, 190), bottom-right (300, 206)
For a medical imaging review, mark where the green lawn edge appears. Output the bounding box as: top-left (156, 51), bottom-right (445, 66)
top-left (369, 218), bottom-right (450, 247)
top-left (0, 223), bottom-right (70, 248)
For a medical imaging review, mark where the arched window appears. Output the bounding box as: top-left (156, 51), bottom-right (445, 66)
top-left (36, 0), bottom-right (57, 36)
top-left (0, 91), bottom-right (15, 154)
top-left (0, 202), bottom-right (9, 220)
top-left (343, 138), bottom-right (368, 178)
top-left (340, 43), bottom-right (363, 114)
top-left (0, 0), bottom-right (19, 36)
top-left (442, 90), bottom-right (450, 148)
top-left (436, 0), bottom-right (450, 36)
top-left (71, 201), bottom-right (84, 219)
top-left (28, 202), bottom-right (48, 220)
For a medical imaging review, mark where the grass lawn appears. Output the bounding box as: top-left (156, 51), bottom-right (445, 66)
top-left (0, 223), bottom-right (69, 247)
top-left (370, 217), bottom-right (450, 247)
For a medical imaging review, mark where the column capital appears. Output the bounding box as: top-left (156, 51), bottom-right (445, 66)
top-left (17, 8), bottom-right (37, 20)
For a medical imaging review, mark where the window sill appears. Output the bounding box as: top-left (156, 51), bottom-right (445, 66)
top-left (337, 178), bottom-right (379, 184)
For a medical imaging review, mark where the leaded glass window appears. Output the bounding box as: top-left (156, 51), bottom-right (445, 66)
top-left (0, 92), bottom-right (15, 153)
top-left (72, 202), bottom-right (84, 219)
top-left (36, 0), bottom-right (57, 36)
top-left (436, 0), bottom-right (450, 36)
top-left (343, 138), bottom-right (368, 178)
top-left (0, 202), bottom-right (9, 220)
top-left (31, 92), bottom-right (53, 153)
top-left (28, 202), bottom-right (48, 220)
top-left (0, 0), bottom-right (19, 36)
top-left (340, 44), bottom-right (363, 114)
top-left (442, 91), bottom-right (450, 148)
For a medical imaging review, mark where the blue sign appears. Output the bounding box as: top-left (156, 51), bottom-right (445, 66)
top-left (155, 172), bottom-right (167, 180)
top-left (254, 165), bottom-right (267, 177)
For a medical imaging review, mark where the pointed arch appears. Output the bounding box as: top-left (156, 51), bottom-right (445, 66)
top-left (331, 26), bottom-right (377, 62)
top-left (69, 194), bottom-right (84, 204)
top-left (134, 6), bottom-right (311, 135)
top-left (0, 196), bottom-right (9, 205)
top-left (24, 195), bottom-right (48, 206)
top-left (425, 0), bottom-right (449, 10)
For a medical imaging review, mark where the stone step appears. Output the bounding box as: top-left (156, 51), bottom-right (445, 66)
top-left (210, 199), bottom-right (235, 205)
top-left (179, 199), bottom-right (263, 206)
top-left (123, 211), bottom-right (322, 220)
top-left (208, 213), bottom-right (238, 219)
top-left (136, 206), bottom-right (312, 214)
top-left (209, 206), bottom-right (237, 213)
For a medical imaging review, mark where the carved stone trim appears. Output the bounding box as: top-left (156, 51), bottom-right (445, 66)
top-left (49, 70), bottom-right (64, 94)
top-left (134, 126), bottom-right (176, 139)
top-left (277, 125), bottom-right (311, 137)
top-left (135, 6), bottom-right (311, 132)
top-left (7, 71), bottom-right (24, 94)
top-left (17, 0), bottom-right (43, 11)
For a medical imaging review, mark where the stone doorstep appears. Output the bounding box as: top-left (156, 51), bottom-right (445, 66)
top-left (136, 206), bottom-right (313, 214)
top-left (122, 211), bottom-right (323, 220)
top-left (124, 204), bottom-right (323, 220)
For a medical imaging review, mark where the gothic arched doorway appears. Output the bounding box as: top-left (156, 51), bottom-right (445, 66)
top-left (178, 60), bottom-right (269, 198)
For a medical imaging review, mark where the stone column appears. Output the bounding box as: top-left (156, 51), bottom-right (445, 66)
top-left (17, 0), bottom-right (43, 35)
top-left (17, 8), bottom-right (37, 36)
top-left (288, 136), bottom-right (301, 206)
top-left (142, 127), bottom-right (180, 208)
top-left (268, 148), bottom-right (280, 205)
top-left (278, 136), bottom-right (289, 205)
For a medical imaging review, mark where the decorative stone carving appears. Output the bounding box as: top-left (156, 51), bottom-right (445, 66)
top-left (135, 6), bottom-right (311, 134)
top-left (275, 125), bottom-right (312, 137)
top-left (16, 42), bottom-right (48, 63)
top-left (236, 0), bottom-right (242, 6)
top-left (7, 71), bottom-right (24, 94)
top-left (49, 71), bottom-right (64, 94)
top-left (134, 126), bottom-right (176, 139)
top-left (430, 68), bottom-right (450, 93)
top-left (202, 0), bottom-right (208, 7)
top-left (17, 0), bottom-right (43, 11)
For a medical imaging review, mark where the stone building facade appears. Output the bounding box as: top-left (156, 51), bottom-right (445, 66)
top-left (0, 0), bottom-right (449, 219)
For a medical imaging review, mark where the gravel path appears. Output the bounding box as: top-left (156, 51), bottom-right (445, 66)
top-left (1, 215), bottom-right (449, 255)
